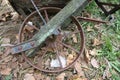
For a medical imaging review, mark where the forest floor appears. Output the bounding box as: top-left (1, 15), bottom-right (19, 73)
top-left (0, 0), bottom-right (120, 80)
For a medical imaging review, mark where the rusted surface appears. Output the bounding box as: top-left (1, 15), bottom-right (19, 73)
top-left (77, 16), bottom-right (108, 24)
top-left (95, 0), bottom-right (120, 16)
top-left (18, 7), bottom-right (85, 73)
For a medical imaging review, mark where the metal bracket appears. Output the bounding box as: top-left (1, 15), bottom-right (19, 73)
top-left (11, 40), bottom-right (37, 54)
top-left (95, 0), bottom-right (120, 16)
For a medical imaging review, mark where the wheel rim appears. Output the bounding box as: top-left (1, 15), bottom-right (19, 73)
top-left (18, 7), bottom-right (85, 73)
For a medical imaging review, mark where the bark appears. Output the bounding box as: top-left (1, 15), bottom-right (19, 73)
top-left (8, 0), bottom-right (70, 16)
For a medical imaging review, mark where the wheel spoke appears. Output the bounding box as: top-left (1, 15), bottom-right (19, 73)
top-left (58, 41), bottom-right (79, 54)
top-left (44, 10), bottom-right (49, 22)
top-left (54, 43), bottom-right (63, 68)
top-left (37, 49), bottom-right (47, 68)
top-left (26, 23), bottom-right (39, 31)
top-left (63, 30), bottom-right (80, 37)
top-left (56, 50), bottom-right (63, 68)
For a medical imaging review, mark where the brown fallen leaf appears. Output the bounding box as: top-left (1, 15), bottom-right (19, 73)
top-left (46, 77), bottom-right (51, 80)
top-left (84, 48), bottom-right (91, 63)
top-left (82, 11), bottom-right (91, 18)
top-left (67, 54), bottom-right (74, 65)
top-left (87, 26), bottom-right (94, 32)
top-left (91, 58), bottom-right (99, 68)
top-left (24, 22), bottom-right (35, 33)
top-left (2, 38), bottom-right (10, 44)
top-left (74, 61), bottom-right (85, 77)
top-left (0, 68), bottom-right (12, 75)
top-left (4, 55), bottom-right (13, 63)
top-left (10, 62), bottom-right (18, 69)
top-left (89, 48), bottom-right (97, 56)
top-left (15, 34), bottom-right (19, 41)
top-left (70, 75), bottom-right (87, 80)
top-left (34, 73), bottom-right (45, 80)
top-left (72, 34), bottom-right (78, 43)
top-left (103, 66), bottom-right (111, 79)
top-left (94, 24), bottom-right (101, 31)
top-left (1, 17), bottom-right (6, 22)
top-left (0, 55), bottom-right (13, 63)
top-left (56, 73), bottom-right (66, 80)
top-left (103, 58), bottom-right (111, 79)
top-left (92, 38), bottom-right (102, 46)
top-left (0, 51), bottom-right (3, 55)
top-left (11, 12), bottom-right (19, 20)
top-left (24, 73), bottom-right (35, 80)
top-left (60, 51), bottom-right (68, 57)
top-left (21, 62), bottom-right (31, 69)
top-left (0, 64), bottom-right (7, 69)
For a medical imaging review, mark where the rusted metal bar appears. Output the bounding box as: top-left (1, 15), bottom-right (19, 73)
top-left (76, 16), bottom-right (108, 23)
top-left (95, 0), bottom-right (120, 16)
top-left (11, 40), bottom-right (37, 54)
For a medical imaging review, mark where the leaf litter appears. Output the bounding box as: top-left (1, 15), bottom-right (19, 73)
top-left (0, 0), bottom-right (120, 80)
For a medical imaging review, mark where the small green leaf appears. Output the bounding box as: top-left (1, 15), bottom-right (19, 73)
top-left (110, 62), bottom-right (120, 73)
top-left (5, 74), bottom-right (12, 80)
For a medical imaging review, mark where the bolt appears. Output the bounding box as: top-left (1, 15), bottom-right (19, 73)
top-left (18, 46), bottom-right (22, 51)
top-left (30, 42), bottom-right (35, 47)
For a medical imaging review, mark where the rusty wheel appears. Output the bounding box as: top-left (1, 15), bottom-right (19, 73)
top-left (19, 7), bottom-right (85, 73)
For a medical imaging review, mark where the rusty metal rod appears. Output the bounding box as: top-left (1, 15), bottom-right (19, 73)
top-left (30, 0), bottom-right (47, 25)
top-left (76, 16), bottom-right (108, 23)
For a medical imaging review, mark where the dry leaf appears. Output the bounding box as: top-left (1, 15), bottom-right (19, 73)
top-left (15, 34), bottom-right (19, 40)
top-left (24, 22), bottom-right (35, 32)
top-left (93, 38), bottom-right (101, 46)
top-left (71, 50), bottom-right (77, 57)
top-left (0, 68), bottom-right (12, 75)
top-left (46, 77), bottom-right (51, 80)
top-left (24, 73), bottom-right (35, 80)
top-left (70, 75), bottom-right (87, 80)
top-left (56, 73), bottom-right (66, 80)
top-left (0, 51), bottom-right (3, 55)
top-left (83, 11), bottom-right (91, 17)
top-left (11, 12), bottom-right (19, 20)
top-left (94, 24), bottom-right (101, 31)
top-left (74, 61), bottom-right (85, 77)
top-left (91, 58), bottom-right (99, 68)
top-left (84, 48), bottom-right (90, 63)
top-left (4, 55), bottom-right (13, 63)
top-left (89, 49), bottom-right (97, 56)
top-left (0, 55), bottom-right (13, 63)
top-left (10, 62), bottom-right (18, 69)
top-left (21, 62), bottom-right (31, 69)
top-left (68, 54), bottom-right (74, 60)
top-left (1, 17), bottom-right (6, 21)
top-left (87, 26), bottom-right (93, 32)
top-left (60, 51), bottom-right (68, 56)
top-left (34, 73), bottom-right (44, 80)
top-left (67, 54), bottom-right (74, 65)
top-left (2, 38), bottom-right (10, 44)
top-left (72, 34), bottom-right (78, 43)
top-left (103, 66), bottom-right (111, 79)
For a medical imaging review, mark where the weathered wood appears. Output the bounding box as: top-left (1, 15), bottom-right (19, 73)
top-left (11, 0), bottom-right (90, 54)
top-left (34, 0), bottom-right (89, 46)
